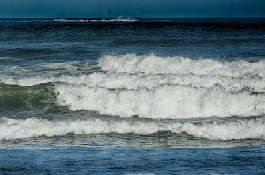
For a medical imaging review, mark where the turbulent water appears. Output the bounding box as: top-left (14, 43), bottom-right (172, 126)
top-left (0, 18), bottom-right (264, 174)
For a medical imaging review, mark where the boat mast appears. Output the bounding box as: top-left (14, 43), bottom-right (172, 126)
top-left (108, 10), bottom-right (111, 18)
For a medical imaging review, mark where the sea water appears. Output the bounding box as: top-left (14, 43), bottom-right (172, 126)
top-left (0, 18), bottom-right (264, 174)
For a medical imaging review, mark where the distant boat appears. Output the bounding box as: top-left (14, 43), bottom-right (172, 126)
top-left (103, 10), bottom-right (138, 22)
top-left (106, 18), bottom-right (115, 21)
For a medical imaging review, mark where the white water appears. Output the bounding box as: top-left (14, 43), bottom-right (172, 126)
top-left (1, 54), bottom-right (265, 119)
top-left (55, 54), bottom-right (265, 119)
top-left (0, 117), bottom-right (264, 141)
top-left (54, 17), bottom-right (138, 23)
top-left (99, 54), bottom-right (265, 77)
top-left (55, 84), bottom-right (265, 119)
top-left (2, 71), bottom-right (265, 93)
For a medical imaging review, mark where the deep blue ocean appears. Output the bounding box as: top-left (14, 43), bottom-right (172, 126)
top-left (0, 18), bottom-right (265, 174)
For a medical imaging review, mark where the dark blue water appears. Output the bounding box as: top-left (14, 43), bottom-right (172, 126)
top-left (0, 18), bottom-right (264, 174)
top-left (1, 18), bottom-right (264, 63)
top-left (0, 146), bottom-right (264, 174)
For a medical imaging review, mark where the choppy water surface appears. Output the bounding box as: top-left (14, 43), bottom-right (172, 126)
top-left (0, 18), bottom-right (264, 174)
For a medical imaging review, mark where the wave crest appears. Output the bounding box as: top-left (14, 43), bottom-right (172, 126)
top-left (99, 54), bottom-right (265, 77)
top-left (0, 117), bottom-right (264, 141)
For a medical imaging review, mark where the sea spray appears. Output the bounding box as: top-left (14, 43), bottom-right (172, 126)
top-left (0, 117), bottom-right (264, 140)
top-left (54, 54), bottom-right (265, 119)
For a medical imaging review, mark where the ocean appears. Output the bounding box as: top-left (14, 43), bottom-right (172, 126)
top-left (0, 18), bottom-right (264, 174)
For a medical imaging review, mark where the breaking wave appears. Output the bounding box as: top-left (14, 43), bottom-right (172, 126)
top-left (1, 54), bottom-right (265, 119)
top-left (53, 17), bottom-right (138, 23)
top-left (1, 54), bottom-right (265, 141)
top-left (55, 84), bottom-right (265, 119)
top-left (0, 117), bottom-right (264, 141)
top-left (99, 54), bottom-right (265, 77)
top-left (55, 54), bottom-right (265, 119)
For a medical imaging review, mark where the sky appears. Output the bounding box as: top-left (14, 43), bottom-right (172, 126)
top-left (0, 0), bottom-right (265, 18)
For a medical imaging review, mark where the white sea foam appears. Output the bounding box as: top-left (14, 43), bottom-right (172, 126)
top-left (91, 16), bottom-right (138, 22)
top-left (55, 83), bottom-right (265, 119)
top-left (62, 72), bottom-right (265, 92)
top-left (54, 17), bottom-right (138, 23)
top-left (3, 72), bottom-right (265, 93)
top-left (1, 54), bottom-right (265, 119)
top-left (54, 19), bottom-right (89, 22)
top-left (99, 54), bottom-right (265, 77)
top-left (1, 60), bottom-right (265, 93)
top-left (0, 61), bottom-right (98, 86)
top-left (0, 117), bottom-right (264, 140)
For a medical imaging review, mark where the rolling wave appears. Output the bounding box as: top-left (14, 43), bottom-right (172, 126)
top-left (1, 54), bottom-right (265, 119)
top-left (56, 54), bottom-right (265, 119)
top-left (55, 83), bottom-right (265, 119)
top-left (99, 54), bottom-right (265, 77)
top-left (0, 117), bottom-right (264, 140)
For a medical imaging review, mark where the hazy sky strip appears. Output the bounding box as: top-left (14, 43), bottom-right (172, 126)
top-left (0, 0), bottom-right (265, 18)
